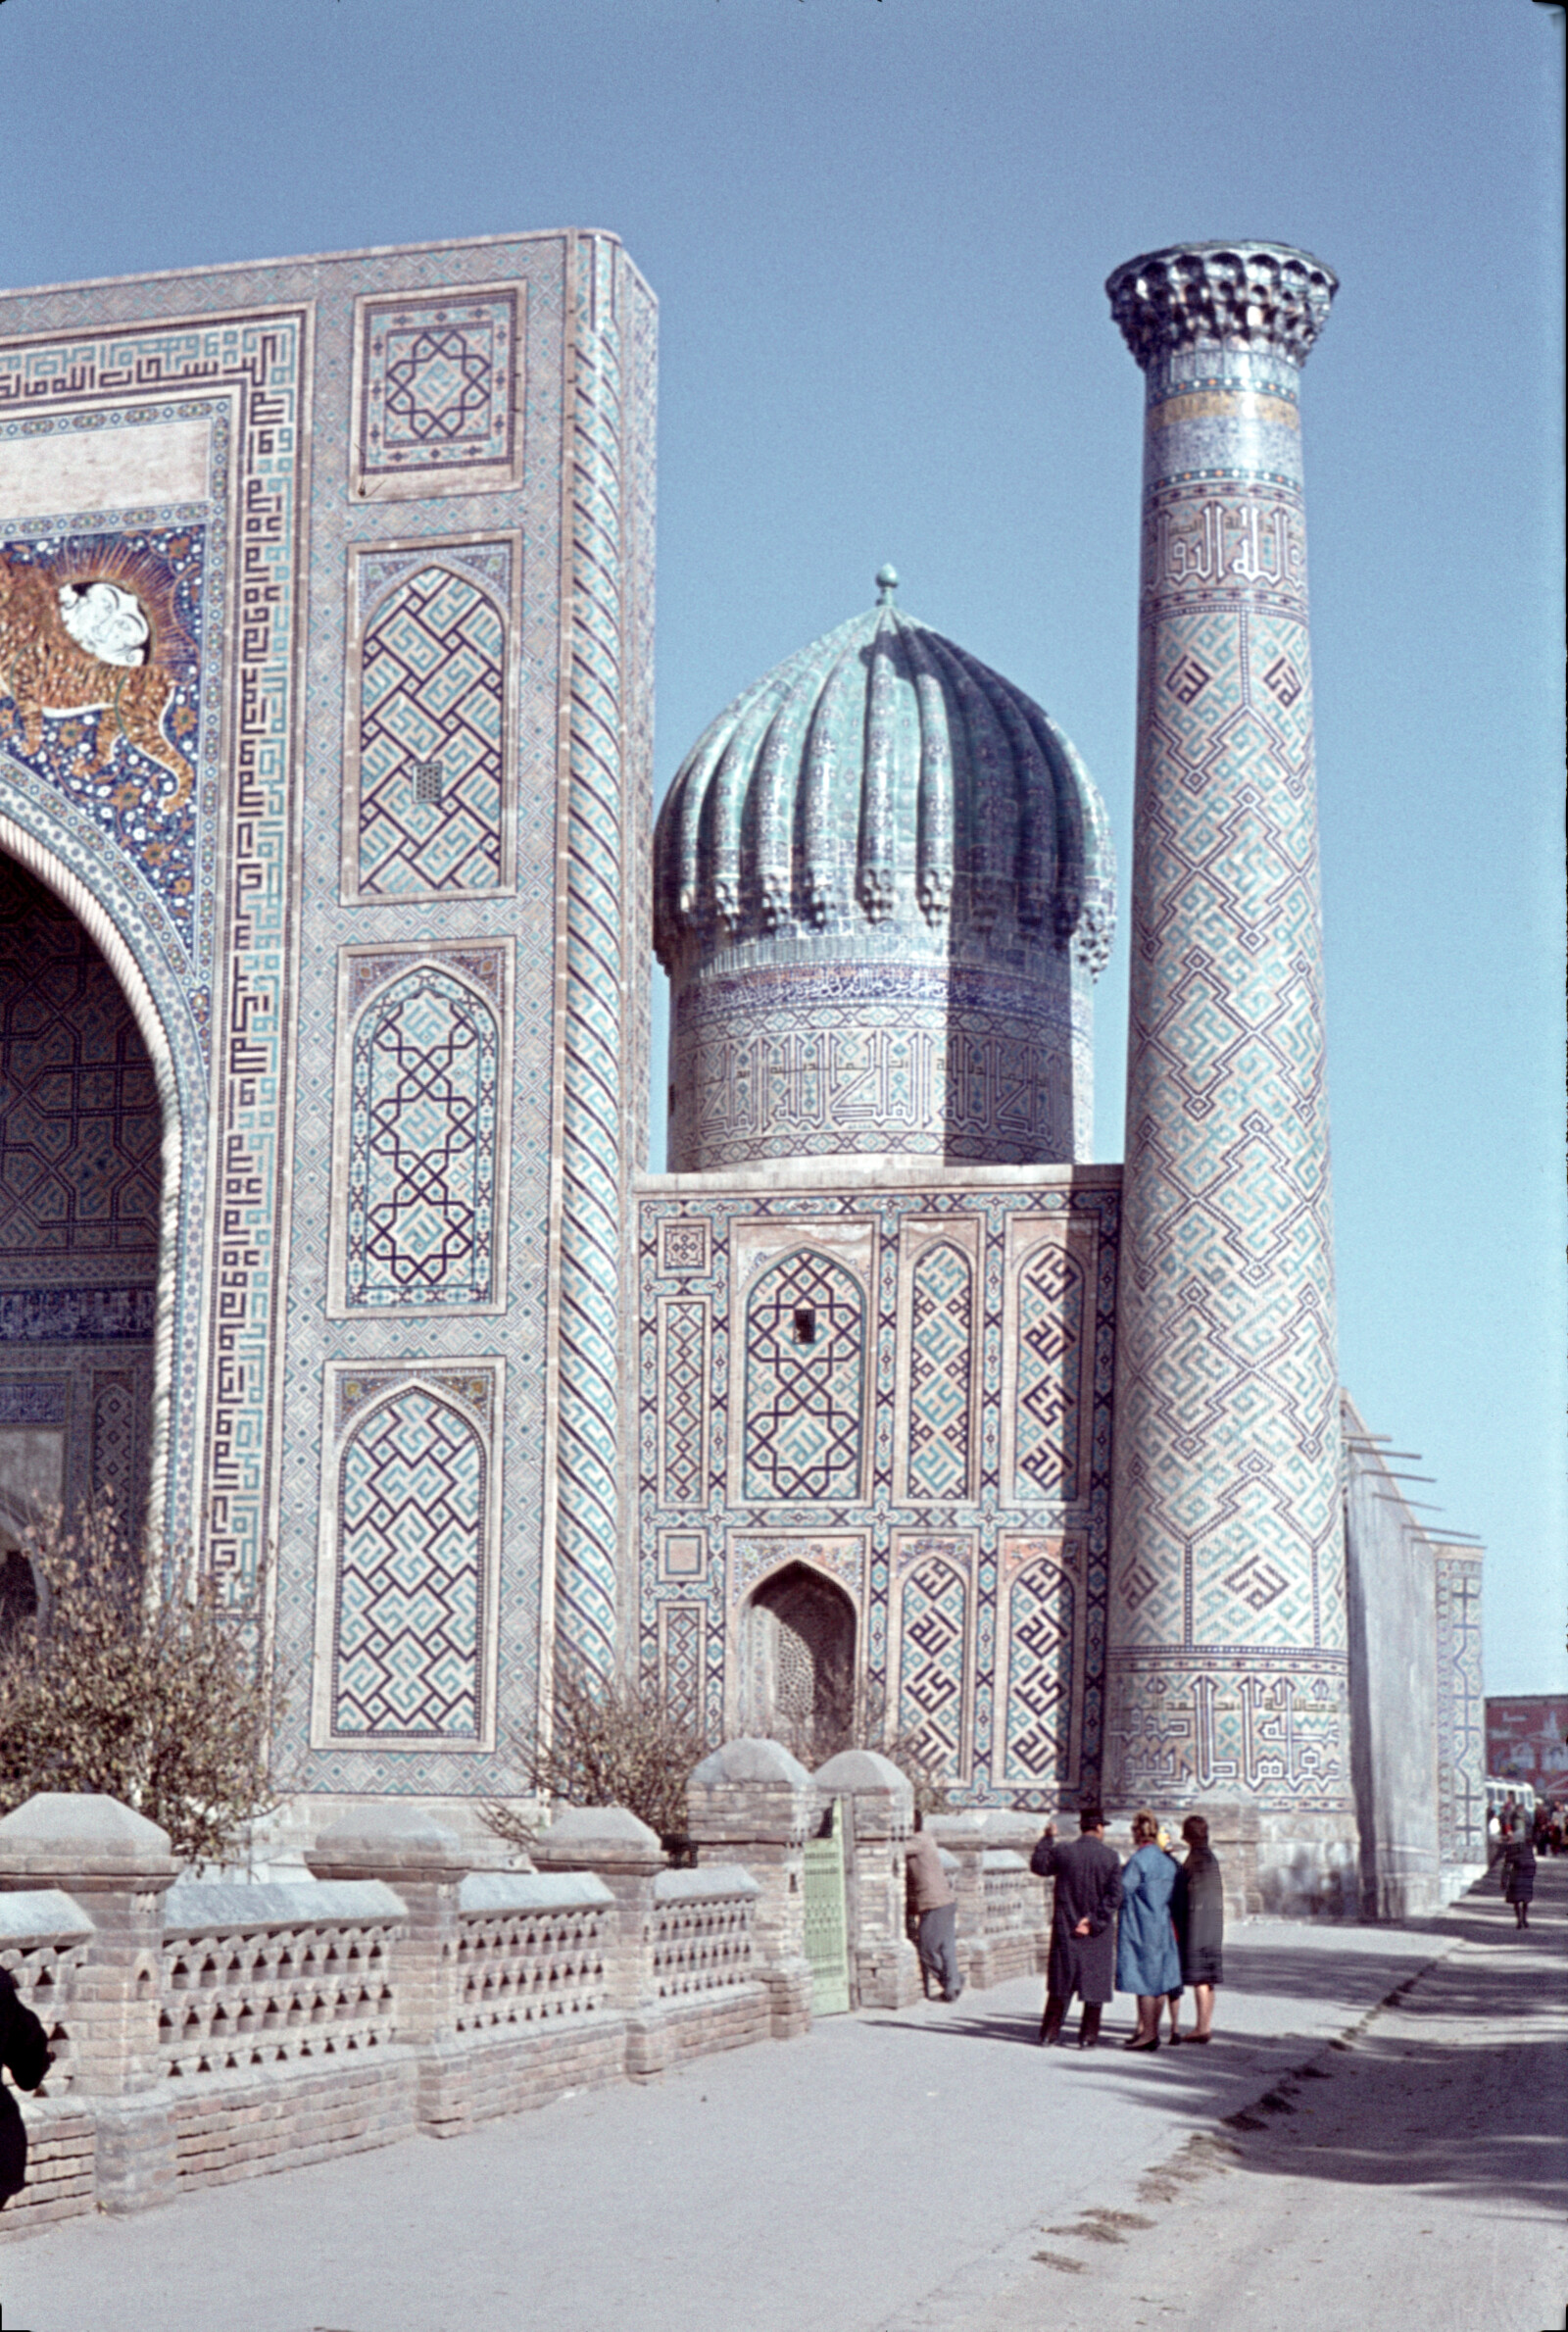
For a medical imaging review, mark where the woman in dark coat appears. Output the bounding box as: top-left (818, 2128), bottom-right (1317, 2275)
top-left (0, 1965), bottom-right (53, 2209)
top-left (1170, 1812), bottom-right (1224, 2042)
top-left (1501, 1826), bottom-right (1537, 1928)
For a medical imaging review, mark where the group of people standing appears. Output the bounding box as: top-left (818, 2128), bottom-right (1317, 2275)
top-left (1030, 1807), bottom-right (1224, 2051)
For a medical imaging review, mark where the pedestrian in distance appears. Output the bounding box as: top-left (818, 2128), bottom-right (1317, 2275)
top-left (0, 1964), bottom-right (53, 2211)
top-left (1501, 1823), bottom-right (1537, 1929)
top-left (1170, 1813), bottom-right (1224, 2043)
top-left (1116, 1810), bottom-right (1182, 2051)
top-left (1031, 1806), bottom-right (1123, 2049)
top-left (906, 1810), bottom-right (964, 2003)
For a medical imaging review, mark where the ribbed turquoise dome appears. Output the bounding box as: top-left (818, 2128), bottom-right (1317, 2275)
top-left (653, 574), bottom-right (1116, 1172)
top-left (654, 571), bottom-right (1114, 968)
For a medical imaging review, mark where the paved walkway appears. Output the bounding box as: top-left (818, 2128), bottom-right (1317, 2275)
top-left (2, 1867), bottom-right (1563, 2332)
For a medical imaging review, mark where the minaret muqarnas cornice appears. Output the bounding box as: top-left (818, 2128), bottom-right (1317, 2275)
top-left (1104, 242), bottom-right (1338, 371)
top-left (1102, 238), bottom-right (1356, 1912)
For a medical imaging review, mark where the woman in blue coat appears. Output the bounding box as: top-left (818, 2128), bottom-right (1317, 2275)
top-left (1116, 1811), bottom-right (1181, 2051)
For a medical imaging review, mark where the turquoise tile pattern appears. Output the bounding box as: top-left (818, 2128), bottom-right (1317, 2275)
top-left (1103, 245), bottom-right (1353, 1818)
top-left (653, 588), bottom-right (1115, 1168)
top-left (639, 1174), bottom-right (1120, 1811)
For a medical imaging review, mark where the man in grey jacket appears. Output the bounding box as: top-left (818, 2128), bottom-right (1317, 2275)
top-left (906, 1811), bottom-right (964, 2003)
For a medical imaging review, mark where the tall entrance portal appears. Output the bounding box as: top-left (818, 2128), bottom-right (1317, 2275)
top-left (0, 854), bottom-right (162, 1571)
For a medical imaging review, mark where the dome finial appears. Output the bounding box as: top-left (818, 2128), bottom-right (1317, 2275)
top-left (875, 564), bottom-right (899, 604)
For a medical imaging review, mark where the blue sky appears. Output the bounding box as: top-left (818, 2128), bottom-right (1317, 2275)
top-left (2, 0), bottom-right (1561, 1693)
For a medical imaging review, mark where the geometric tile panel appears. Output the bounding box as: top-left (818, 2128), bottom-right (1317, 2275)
top-left (332, 1386), bottom-right (484, 1738)
top-left (659, 1602), bottom-right (705, 1735)
top-left (1014, 1245), bottom-right (1084, 1501)
top-left (660, 1300), bottom-right (708, 1507)
top-left (743, 1249), bottom-right (865, 1505)
top-left (906, 1244), bottom-right (972, 1502)
top-left (357, 567), bottom-right (505, 896)
top-left (895, 1550), bottom-right (969, 1777)
top-left (356, 291), bottom-right (519, 495)
top-left (1000, 1562), bottom-right (1074, 1786)
top-left (345, 964), bottom-right (499, 1308)
top-left (659, 1217), bottom-right (710, 1276)
top-left (90, 1372), bottom-right (137, 1516)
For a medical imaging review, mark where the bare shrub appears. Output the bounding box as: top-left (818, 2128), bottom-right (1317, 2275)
top-left (483, 1656), bottom-right (713, 1856)
top-left (851, 1674), bottom-right (952, 1818)
top-left (0, 1494), bottom-right (282, 1867)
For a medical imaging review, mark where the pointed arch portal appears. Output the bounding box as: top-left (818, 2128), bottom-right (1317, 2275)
top-left (0, 849), bottom-right (168, 1555)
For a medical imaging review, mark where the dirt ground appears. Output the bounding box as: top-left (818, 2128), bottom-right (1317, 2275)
top-left (960, 1860), bottom-right (1568, 2332)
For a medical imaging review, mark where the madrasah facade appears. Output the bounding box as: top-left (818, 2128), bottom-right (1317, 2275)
top-left (0, 231), bottom-right (1485, 1915)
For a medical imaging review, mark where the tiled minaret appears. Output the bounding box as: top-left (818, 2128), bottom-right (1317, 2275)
top-left (1103, 244), bottom-right (1354, 1908)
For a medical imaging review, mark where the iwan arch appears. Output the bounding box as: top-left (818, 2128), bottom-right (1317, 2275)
top-left (0, 232), bottom-right (1485, 1917)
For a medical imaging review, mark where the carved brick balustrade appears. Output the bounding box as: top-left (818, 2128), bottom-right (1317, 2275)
top-left (0, 1791), bottom-right (774, 2231)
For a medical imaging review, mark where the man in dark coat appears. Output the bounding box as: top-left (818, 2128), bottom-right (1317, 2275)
top-left (1031, 1806), bottom-right (1123, 2047)
top-left (0, 1964), bottom-right (53, 2209)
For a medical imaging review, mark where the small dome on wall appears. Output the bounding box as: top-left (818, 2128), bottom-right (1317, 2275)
top-left (654, 574), bottom-right (1117, 1174)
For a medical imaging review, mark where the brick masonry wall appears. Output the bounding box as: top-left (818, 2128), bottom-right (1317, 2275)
top-left (170, 2053), bottom-right (417, 2191)
top-left (8, 2100), bottom-right (96, 2229)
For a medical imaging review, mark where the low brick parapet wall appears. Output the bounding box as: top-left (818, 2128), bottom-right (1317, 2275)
top-left (0, 1797), bottom-right (796, 2231)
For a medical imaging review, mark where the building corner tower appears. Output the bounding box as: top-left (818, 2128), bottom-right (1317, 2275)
top-left (1103, 243), bottom-right (1354, 1910)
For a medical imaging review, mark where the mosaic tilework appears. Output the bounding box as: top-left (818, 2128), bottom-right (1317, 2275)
top-left (1434, 1546), bottom-right (1486, 1867)
top-left (637, 1172), bottom-right (1120, 1810)
top-left (0, 1288), bottom-right (156, 1340)
top-left (2, 415), bottom-right (229, 1562)
top-left (0, 323), bottom-right (304, 1586)
top-left (553, 237), bottom-right (649, 1680)
top-left (906, 1243), bottom-right (972, 1502)
top-left (999, 1553), bottom-right (1077, 1786)
top-left (659, 1299), bottom-right (708, 1507)
top-left (2, 235), bottom-right (657, 1808)
top-left (355, 290), bottom-right (522, 497)
top-left (894, 1545), bottom-right (969, 1775)
top-left (742, 1251), bottom-right (865, 1504)
top-left (355, 564), bottom-right (506, 896)
top-left (258, 233), bottom-right (653, 1800)
top-left (1104, 254), bottom-right (1349, 1817)
top-left (90, 1371), bottom-right (137, 1514)
top-left (0, 1349), bottom-right (152, 1547)
top-left (0, 1379), bottom-right (68, 1425)
top-left (669, 963), bottom-right (1087, 1168)
top-left (344, 963), bottom-right (500, 1310)
top-left (1014, 1245), bottom-right (1084, 1501)
top-left (332, 1385), bottom-right (485, 1739)
top-left (659, 1602), bottom-right (705, 1734)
